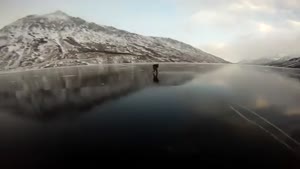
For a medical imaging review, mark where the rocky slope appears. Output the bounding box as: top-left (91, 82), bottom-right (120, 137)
top-left (0, 11), bottom-right (228, 71)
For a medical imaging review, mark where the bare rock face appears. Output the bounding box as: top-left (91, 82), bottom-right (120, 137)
top-left (0, 10), bottom-right (228, 71)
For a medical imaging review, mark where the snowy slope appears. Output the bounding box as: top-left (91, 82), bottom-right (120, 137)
top-left (0, 11), bottom-right (228, 71)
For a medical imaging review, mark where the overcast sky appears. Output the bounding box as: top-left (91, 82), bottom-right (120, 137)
top-left (1, 0), bottom-right (300, 62)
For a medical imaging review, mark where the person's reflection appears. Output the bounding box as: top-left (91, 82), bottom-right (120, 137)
top-left (153, 64), bottom-right (159, 83)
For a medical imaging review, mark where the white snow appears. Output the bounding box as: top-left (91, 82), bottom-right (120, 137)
top-left (42, 11), bottom-right (70, 21)
top-left (0, 39), bottom-right (6, 46)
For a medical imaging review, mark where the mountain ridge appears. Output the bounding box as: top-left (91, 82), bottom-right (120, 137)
top-left (0, 11), bottom-right (228, 71)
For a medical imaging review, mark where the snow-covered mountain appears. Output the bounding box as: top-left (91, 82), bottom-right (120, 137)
top-left (0, 11), bottom-right (228, 71)
top-left (268, 57), bottom-right (300, 68)
top-left (239, 58), bottom-right (276, 65)
top-left (239, 55), bottom-right (300, 68)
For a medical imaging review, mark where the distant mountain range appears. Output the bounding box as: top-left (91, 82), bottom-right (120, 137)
top-left (239, 55), bottom-right (300, 68)
top-left (0, 10), bottom-right (228, 71)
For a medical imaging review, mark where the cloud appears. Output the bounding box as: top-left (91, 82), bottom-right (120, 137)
top-left (228, 1), bottom-right (275, 13)
top-left (189, 10), bottom-right (237, 28)
top-left (177, 0), bottom-right (300, 62)
top-left (257, 23), bottom-right (273, 33)
top-left (288, 20), bottom-right (300, 27)
top-left (201, 29), bottom-right (300, 62)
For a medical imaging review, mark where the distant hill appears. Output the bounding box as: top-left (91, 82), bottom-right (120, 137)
top-left (239, 55), bottom-right (300, 68)
top-left (268, 57), bottom-right (300, 68)
top-left (239, 58), bottom-right (277, 65)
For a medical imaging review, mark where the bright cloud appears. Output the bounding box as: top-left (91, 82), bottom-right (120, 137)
top-left (228, 0), bottom-right (275, 13)
top-left (288, 20), bottom-right (300, 27)
top-left (258, 23), bottom-right (273, 32)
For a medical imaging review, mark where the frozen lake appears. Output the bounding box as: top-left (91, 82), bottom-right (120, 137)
top-left (0, 64), bottom-right (299, 168)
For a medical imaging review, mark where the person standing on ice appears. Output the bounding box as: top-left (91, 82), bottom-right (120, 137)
top-left (152, 64), bottom-right (159, 83)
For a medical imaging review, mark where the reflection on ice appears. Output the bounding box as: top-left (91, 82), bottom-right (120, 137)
top-left (255, 96), bottom-right (270, 109)
top-left (0, 64), bottom-right (221, 120)
top-left (285, 107), bottom-right (300, 117)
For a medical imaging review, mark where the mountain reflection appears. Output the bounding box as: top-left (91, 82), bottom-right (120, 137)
top-left (0, 64), bottom-right (222, 121)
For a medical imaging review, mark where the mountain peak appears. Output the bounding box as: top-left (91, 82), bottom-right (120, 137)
top-left (42, 10), bottom-right (70, 20)
top-left (52, 10), bottom-right (68, 16)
